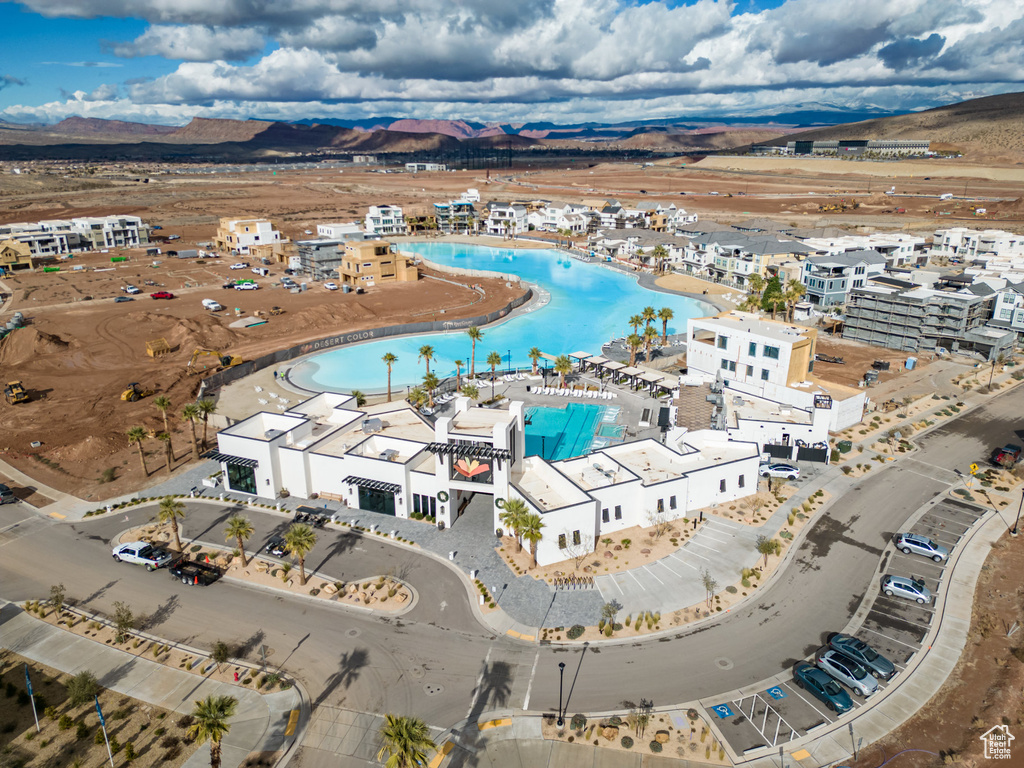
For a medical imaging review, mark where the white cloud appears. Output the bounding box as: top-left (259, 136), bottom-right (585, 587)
top-left (108, 25), bottom-right (266, 61)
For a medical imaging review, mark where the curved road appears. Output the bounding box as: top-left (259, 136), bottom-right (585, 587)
top-left (1, 386), bottom-right (1019, 728)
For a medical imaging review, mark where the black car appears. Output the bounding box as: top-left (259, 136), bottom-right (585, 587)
top-left (263, 536), bottom-right (287, 557)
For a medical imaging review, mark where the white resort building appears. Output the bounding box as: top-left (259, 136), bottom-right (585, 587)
top-left (209, 393), bottom-right (760, 566)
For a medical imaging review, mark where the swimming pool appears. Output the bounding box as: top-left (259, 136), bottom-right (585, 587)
top-left (525, 403), bottom-right (605, 461)
top-left (289, 242), bottom-right (712, 392)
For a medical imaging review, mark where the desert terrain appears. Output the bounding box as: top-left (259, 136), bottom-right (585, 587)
top-left (0, 142), bottom-right (1021, 502)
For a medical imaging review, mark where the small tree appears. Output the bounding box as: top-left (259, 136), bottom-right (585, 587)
top-left (181, 403), bottom-right (201, 461)
top-left (700, 568), bottom-right (718, 610)
top-left (211, 641), bottom-right (230, 667)
top-left (559, 532), bottom-right (594, 570)
top-left (755, 535), bottom-right (782, 569)
top-left (462, 384), bottom-right (479, 401)
top-left (645, 508), bottom-right (671, 539)
top-left (113, 601), bottom-right (134, 643)
top-left (601, 600), bottom-right (623, 626)
top-left (49, 583), bottom-right (66, 616)
top-left (65, 670), bottom-right (99, 706)
top-left (187, 695), bottom-right (238, 768)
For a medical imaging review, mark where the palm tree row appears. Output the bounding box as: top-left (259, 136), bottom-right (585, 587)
top-left (126, 397), bottom-right (218, 477)
top-left (498, 497), bottom-right (545, 567)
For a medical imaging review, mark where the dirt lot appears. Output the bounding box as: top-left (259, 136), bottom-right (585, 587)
top-left (0, 651), bottom-right (199, 768)
top-left (811, 333), bottom-right (932, 390)
top-left (851, 531), bottom-right (1024, 768)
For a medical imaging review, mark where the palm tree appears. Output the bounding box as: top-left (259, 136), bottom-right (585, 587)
top-left (633, 247), bottom-right (645, 267)
top-left (520, 512), bottom-right (545, 568)
top-left (528, 346), bottom-right (543, 375)
top-left (351, 390), bottom-right (367, 407)
top-left (187, 695), bottom-right (238, 768)
top-left (127, 426), bottom-right (149, 477)
top-left (158, 496), bottom-right (186, 552)
top-left (408, 386), bottom-right (428, 409)
top-left (462, 384), bottom-right (479, 401)
top-left (283, 523), bottom-right (318, 586)
top-left (466, 327), bottom-right (482, 378)
top-left (652, 244), bottom-right (669, 273)
top-left (641, 306), bottom-right (656, 328)
top-left (417, 344), bottom-right (435, 375)
top-left (486, 351), bottom-right (502, 382)
top-left (422, 372), bottom-right (439, 407)
top-left (658, 307), bottom-right (674, 345)
top-left (181, 403), bottom-right (201, 461)
top-left (382, 353), bottom-right (398, 402)
top-left (156, 431), bottom-right (173, 474)
top-left (553, 354), bottom-right (572, 388)
top-left (453, 359), bottom-right (464, 392)
top-left (376, 714), bottom-right (436, 768)
top-left (628, 314), bottom-right (644, 336)
top-left (499, 498), bottom-right (529, 552)
top-left (642, 324), bottom-right (658, 361)
top-left (785, 279), bottom-right (807, 321)
top-left (224, 515), bottom-right (254, 567)
top-left (748, 273), bottom-right (765, 303)
top-left (153, 396), bottom-right (173, 459)
top-left (197, 398), bottom-right (217, 450)
top-left (626, 333), bottom-right (642, 366)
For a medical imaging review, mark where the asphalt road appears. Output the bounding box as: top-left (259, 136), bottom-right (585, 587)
top-left (1, 387), bottom-right (1020, 728)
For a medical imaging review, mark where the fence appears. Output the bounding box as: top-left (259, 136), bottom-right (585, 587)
top-left (199, 288), bottom-right (534, 395)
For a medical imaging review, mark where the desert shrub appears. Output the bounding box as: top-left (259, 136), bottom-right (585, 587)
top-left (571, 714), bottom-right (586, 731)
top-left (124, 742), bottom-right (137, 762)
top-left (650, 741), bottom-right (663, 753)
top-left (621, 736), bottom-right (634, 749)
top-left (566, 625), bottom-right (585, 640)
top-left (58, 714), bottom-right (74, 731)
top-left (76, 721), bottom-right (89, 740)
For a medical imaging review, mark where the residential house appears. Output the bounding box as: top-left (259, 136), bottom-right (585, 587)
top-left (800, 250), bottom-right (887, 306)
top-left (70, 216), bottom-right (148, 250)
top-left (296, 239), bottom-right (347, 281)
top-left (433, 200), bottom-right (475, 234)
top-left (484, 202), bottom-right (528, 236)
top-left (0, 239), bottom-right (37, 272)
top-left (364, 205), bottom-right (407, 236)
top-left (801, 233), bottom-right (926, 268)
top-left (338, 240), bottom-right (418, 287)
top-left (317, 222), bottom-right (366, 240)
top-left (930, 228), bottom-right (1024, 263)
top-left (214, 218), bottom-right (288, 257)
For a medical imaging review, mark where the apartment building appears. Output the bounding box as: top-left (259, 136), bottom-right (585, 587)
top-left (800, 250), bottom-right (887, 306)
top-left (406, 162), bottom-right (447, 172)
top-left (364, 205), bottom-right (407, 237)
top-left (843, 279), bottom-right (1012, 359)
top-left (484, 202), bottom-right (528, 236)
top-left (433, 201), bottom-right (475, 234)
top-left (0, 215), bottom-right (149, 257)
top-left (295, 239), bottom-right (346, 281)
top-left (214, 218), bottom-right (287, 256)
top-left (317, 222), bottom-right (365, 240)
top-left (71, 216), bottom-right (148, 250)
top-left (802, 233), bottom-right (926, 268)
top-left (930, 228), bottom-right (1024, 262)
top-left (338, 240), bottom-right (418, 286)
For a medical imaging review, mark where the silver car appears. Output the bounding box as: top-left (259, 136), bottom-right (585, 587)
top-left (816, 649), bottom-right (879, 697)
top-left (894, 533), bottom-right (948, 562)
top-left (882, 575), bottom-right (932, 604)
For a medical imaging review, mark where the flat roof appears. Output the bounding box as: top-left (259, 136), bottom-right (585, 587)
top-left (602, 361), bottom-right (626, 371)
top-left (314, 407), bottom-right (434, 458)
top-left (568, 351), bottom-right (592, 360)
top-left (225, 412), bottom-right (306, 441)
top-left (694, 312), bottom-right (813, 345)
top-left (513, 457), bottom-right (592, 511)
top-left (556, 455), bottom-right (636, 491)
top-left (449, 407), bottom-right (514, 437)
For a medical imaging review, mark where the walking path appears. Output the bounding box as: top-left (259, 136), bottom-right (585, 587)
top-left (0, 601), bottom-right (303, 768)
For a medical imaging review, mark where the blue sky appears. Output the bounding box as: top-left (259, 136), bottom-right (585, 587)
top-left (1, 0), bottom-right (1022, 126)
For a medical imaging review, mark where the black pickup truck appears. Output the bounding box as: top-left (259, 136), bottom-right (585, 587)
top-left (169, 560), bottom-right (223, 587)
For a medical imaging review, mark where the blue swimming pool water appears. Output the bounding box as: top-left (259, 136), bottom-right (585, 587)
top-left (525, 403), bottom-right (605, 461)
top-left (289, 242), bottom-right (712, 392)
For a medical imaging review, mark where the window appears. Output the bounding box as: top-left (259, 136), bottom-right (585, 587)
top-left (657, 498), bottom-right (664, 513)
top-left (763, 345), bottom-right (780, 359)
top-left (669, 495), bottom-right (677, 509)
top-left (572, 530), bottom-right (581, 546)
top-left (602, 508), bottom-right (610, 523)
top-left (720, 479), bottom-right (726, 493)
top-left (717, 335), bottom-right (728, 349)
top-left (738, 475), bottom-right (745, 488)
top-left (558, 533), bottom-right (567, 549)
top-left (720, 359), bottom-right (736, 372)
top-left (748, 341), bottom-right (758, 356)
top-left (746, 365), bottom-right (754, 377)
top-left (226, 463), bottom-right (257, 495)
top-left (761, 369), bottom-right (770, 381)
top-left (614, 505), bottom-right (622, 520)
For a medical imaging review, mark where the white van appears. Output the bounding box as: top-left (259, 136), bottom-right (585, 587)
top-left (202, 299), bottom-right (224, 311)
top-left (252, 267), bottom-right (270, 276)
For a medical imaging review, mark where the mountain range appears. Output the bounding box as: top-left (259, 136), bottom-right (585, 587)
top-left (0, 93), bottom-right (1020, 161)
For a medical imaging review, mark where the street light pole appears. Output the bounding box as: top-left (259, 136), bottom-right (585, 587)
top-left (508, 348), bottom-right (512, 375)
top-left (557, 662), bottom-right (566, 727)
top-left (1012, 489), bottom-right (1023, 536)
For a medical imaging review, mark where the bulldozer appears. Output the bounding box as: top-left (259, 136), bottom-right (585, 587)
top-left (4, 381), bottom-right (29, 405)
top-left (269, 306), bottom-right (284, 316)
top-left (120, 382), bottom-right (154, 402)
top-left (187, 347), bottom-right (243, 375)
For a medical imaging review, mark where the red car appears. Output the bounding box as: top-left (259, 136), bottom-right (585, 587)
top-left (150, 291), bottom-right (175, 300)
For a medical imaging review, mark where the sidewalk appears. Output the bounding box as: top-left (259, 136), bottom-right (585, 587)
top-left (0, 601), bottom-right (302, 768)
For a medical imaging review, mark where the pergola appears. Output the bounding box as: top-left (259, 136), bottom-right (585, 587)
top-left (425, 442), bottom-right (512, 469)
top-left (344, 476), bottom-right (402, 495)
top-left (202, 450), bottom-right (259, 468)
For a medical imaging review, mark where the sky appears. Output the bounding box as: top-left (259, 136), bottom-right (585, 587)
top-left (1, 0), bottom-right (1023, 126)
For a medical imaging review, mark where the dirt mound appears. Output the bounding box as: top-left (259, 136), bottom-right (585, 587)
top-left (137, 312), bottom-right (241, 353)
top-left (169, 117), bottom-right (275, 143)
top-left (0, 328), bottom-right (71, 365)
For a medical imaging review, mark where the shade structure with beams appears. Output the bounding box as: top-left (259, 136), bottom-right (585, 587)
top-left (202, 450), bottom-right (259, 468)
top-left (344, 476), bottom-right (401, 495)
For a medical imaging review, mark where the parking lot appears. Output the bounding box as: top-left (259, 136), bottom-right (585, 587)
top-left (706, 497), bottom-right (986, 752)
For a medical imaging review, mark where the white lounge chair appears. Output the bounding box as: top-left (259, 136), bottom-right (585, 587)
top-left (258, 398), bottom-right (268, 404)
top-left (254, 386), bottom-right (263, 392)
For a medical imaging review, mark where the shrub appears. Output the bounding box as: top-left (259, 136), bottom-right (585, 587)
top-left (621, 736), bottom-right (634, 749)
top-left (95, 728), bottom-right (106, 745)
top-left (76, 721), bottom-right (89, 740)
top-left (649, 741), bottom-right (663, 753)
top-left (124, 742), bottom-right (137, 762)
top-left (58, 714), bottom-right (74, 730)
top-left (154, 727), bottom-right (166, 737)
top-left (571, 714), bottom-right (587, 730)
top-left (211, 641), bottom-right (230, 665)
top-left (44, 705), bottom-right (59, 720)
top-left (566, 625), bottom-right (585, 640)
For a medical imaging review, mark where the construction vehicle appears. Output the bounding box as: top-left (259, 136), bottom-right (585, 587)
top-left (146, 338), bottom-right (175, 358)
top-left (269, 306), bottom-right (284, 316)
top-left (121, 382), bottom-right (154, 402)
top-left (187, 348), bottom-right (243, 375)
top-left (5, 381), bottom-right (29, 405)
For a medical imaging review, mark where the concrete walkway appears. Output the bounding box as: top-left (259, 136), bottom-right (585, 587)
top-left (0, 601), bottom-right (302, 768)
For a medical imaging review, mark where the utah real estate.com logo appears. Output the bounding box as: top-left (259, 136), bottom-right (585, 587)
top-left (980, 725), bottom-right (1014, 760)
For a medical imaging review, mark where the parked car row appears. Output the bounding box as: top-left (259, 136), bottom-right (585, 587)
top-left (794, 632), bottom-right (897, 712)
top-left (112, 540), bottom-right (223, 586)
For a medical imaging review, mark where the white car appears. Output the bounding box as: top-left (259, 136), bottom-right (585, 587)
top-left (816, 650), bottom-right (879, 697)
top-left (122, 285), bottom-right (141, 295)
top-left (112, 541), bottom-right (176, 571)
top-left (229, 262), bottom-right (250, 270)
top-left (323, 282), bottom-right (338, 291)
top-left (759, 463), bottom-right (800, 480)
top-left (234, 282), bottom-right (259, 290)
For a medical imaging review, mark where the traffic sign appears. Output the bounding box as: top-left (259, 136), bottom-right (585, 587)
top-left (969, 463), bottom-right (979, 474)
top-left (766, 686), bottom-right (787, 700)
top-left (711, 704), bottom-right (734, 719)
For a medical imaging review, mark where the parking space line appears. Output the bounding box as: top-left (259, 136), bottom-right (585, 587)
top-left (695, 530), bottom-right (733, 544)
top-left (626, 570), bottom-right (646, 589)
top-left (889, 553), bottom-right (946, 570)
top-left (668, 553), bottom-right (699, 570)
top-left (642, 566), bottom-right (665, 585)
top-left (687, 540), bottom-right (720, 553)
top-left (923, 512), bottom-right (972, 527)
top-left (602, 576), bottom-right (624, 595)
top-left (679, 547), bottom-right (710, 561)
top-left (866, 608), bottom-right (933, 632)
top-left (782, 682), bottom-right (834, 724)
top-left (729, 693), bottom-right (798, 747)
top-left (857, 625), bottom-right (921, 649)
top-left (653, 559), bottom-right (684, 578)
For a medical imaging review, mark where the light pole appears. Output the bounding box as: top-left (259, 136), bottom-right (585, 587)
top-left (508, 348), bottom-right (512, 375)
top-left (557, 662), bottom-right (566, 727)
top-left (1012, 489), bottom-right (1023, 537)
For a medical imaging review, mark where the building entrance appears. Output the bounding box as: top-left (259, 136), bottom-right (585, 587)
top-left (358, 486), bottom-right (396, 516)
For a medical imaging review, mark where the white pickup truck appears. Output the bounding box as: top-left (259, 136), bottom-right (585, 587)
top-left (112, 541), bottom-right (177, 571)
top-left (121, 285), bottom-right (141, 295)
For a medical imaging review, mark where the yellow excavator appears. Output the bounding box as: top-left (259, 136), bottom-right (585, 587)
top-left (120, 382), bottom-right (155, 402)
top-left (187, 348), bottom-right (243, 375)
top-left (5, 381), bottom-right (29, 405)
